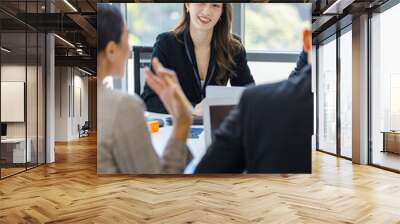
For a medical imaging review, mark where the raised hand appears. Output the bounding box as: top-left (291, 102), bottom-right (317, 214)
top-left (303, 28), bottom-right (312, 64)
top-left (144, 58), bottom-right (193, 139)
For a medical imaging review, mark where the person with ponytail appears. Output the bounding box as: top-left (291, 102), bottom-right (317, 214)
top-left (97, 4), bottom-right (193, 174)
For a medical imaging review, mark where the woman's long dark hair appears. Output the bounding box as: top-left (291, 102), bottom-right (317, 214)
top-left (173, 3), bottom-right (242, 84)
top-left (97, 4), bottom-right (125, 54)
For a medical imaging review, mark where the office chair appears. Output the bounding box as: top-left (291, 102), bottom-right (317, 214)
top-left (79, 121), bottom-right (90, 138)
top-left (133, 46), bottom-right (153, 95)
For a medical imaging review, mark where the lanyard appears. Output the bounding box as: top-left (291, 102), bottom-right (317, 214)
top-left (183, 29), bottom-right (216, 98)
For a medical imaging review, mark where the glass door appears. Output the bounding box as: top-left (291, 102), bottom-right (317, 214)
top-left (370, 3), bottom-right (400, 171)
top-left (339, 27), bottom-right (352, 159)
top-left (317, 35), bottom-right (337, 155)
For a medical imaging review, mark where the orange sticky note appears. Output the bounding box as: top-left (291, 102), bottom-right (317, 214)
top-left (147, 120), bottom-right (159, 133)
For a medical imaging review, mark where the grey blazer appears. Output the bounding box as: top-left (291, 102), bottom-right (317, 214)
top-left (97, 82), bottom-right (192, 174)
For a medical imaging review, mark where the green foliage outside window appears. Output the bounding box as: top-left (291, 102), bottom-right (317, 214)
top-left (127, 3), bottom-right (310, 52)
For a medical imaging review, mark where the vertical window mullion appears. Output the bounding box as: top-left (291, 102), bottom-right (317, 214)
top-left (316, 45), bottom-right (320, 151)
top-left (337, 28), bottom-right (341, 157)
top-left (0, 21), bottom-right (2, 179)
top-left (36, 0), bottom-right (39, 167)
top-left (25, 0), bottom-right (28, 171)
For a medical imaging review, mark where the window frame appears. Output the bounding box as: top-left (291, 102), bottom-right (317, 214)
top-left (314, 0), bottom-right (400, 173)
top-left (314, 16), bottom-right (353, 161)
top-left (368, 0), bottom-right (400, 173)
top-left (0, 1), bottom-right (47, 179)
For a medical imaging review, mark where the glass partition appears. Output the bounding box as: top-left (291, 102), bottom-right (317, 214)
top-left (370, 3), bottom-right (400, 171)
top-left (339, 28), bottom-right (352, 158)
top-left (317, 36), bottom-right (337, 155)
top-left (38, 32), bottom-right (45, 165)
top-left (1, 30), bottom-right (28, 177)
top-left (27, 30), bottom-right (38, 169)
top-left (0, 1), bottom-right (46, 179)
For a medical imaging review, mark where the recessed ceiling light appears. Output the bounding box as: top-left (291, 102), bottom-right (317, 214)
top-left (63, 0), bottom-right (78, 12)
top-left (1, 47), bottom-right (11, 53)
top-left (54, 34), bottom-right (75, 48)
top-left (78, 67), bottom-right (92, 76)
top-left (323, 0), bottom-right (354, 15)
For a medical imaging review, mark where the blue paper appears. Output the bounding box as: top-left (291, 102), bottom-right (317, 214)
top-left (189, 128), bottom-right (203, 139)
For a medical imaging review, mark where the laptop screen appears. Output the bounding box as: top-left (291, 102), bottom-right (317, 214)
top-left (209, 105), bottom-right (235, 142)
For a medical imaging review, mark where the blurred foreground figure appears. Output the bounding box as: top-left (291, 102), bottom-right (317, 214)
top-left (195, 29), bottom-right (313, 173)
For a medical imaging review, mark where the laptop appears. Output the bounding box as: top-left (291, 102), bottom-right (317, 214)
top-left (203, 97), bottom-right (241, 147)
top-left (205, 85), bottom-right (245, 99)
top-left (202, 86), bottom-right (246, 147)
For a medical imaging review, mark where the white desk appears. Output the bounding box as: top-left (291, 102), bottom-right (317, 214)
top-left (146, 112), bottom-right (207, 174)
top-left (1, 138), bottom-right (31, 163)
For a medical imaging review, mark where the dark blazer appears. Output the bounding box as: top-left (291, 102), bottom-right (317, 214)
top-left (195, 64), bottom-right (313, 173)
top-left (141, 29), bottom-right (255, 113)
top-left (289, 50), bottom-right (308, 79)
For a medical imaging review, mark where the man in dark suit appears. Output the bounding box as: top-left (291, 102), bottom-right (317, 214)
top-left (195, 50), bottom-right (313, 173)
top-left (289, 50), bottom-right (308, 79)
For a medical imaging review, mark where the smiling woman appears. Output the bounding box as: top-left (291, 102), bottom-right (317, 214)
top-left (185, 3), bottom-right (223, 33)
top-left (141, 3), bottom-right (254, 114)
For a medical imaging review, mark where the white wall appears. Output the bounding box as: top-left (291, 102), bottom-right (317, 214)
top-left (1, 65), bottom-right (38, 138)
top-left (1, 65), bottom-right (26, 145)
top-left (1, 65), bottom-right (26, 134)
top-left (55, 66), bottom-right (69, 141)
top-left (55, 67), bottom-right (89, 141)
top-left (71, 73), bottom-right (89, 138)
top-left (1, 64), bottom-right (46, 164)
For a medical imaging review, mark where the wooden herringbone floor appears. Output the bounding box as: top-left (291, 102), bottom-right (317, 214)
top-left (0, 135), bottom-right (400, 223)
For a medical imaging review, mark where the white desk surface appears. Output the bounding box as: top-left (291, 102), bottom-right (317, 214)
top-left (146, 112), bottom-right (206, 174)
top-left (1, 137), bottom-right (32, 163)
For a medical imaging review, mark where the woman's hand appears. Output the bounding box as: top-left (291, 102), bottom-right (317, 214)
top-left (192, 99), bottom-right (205, 116)
top-left (144, 58), bottom-right (193, 140)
